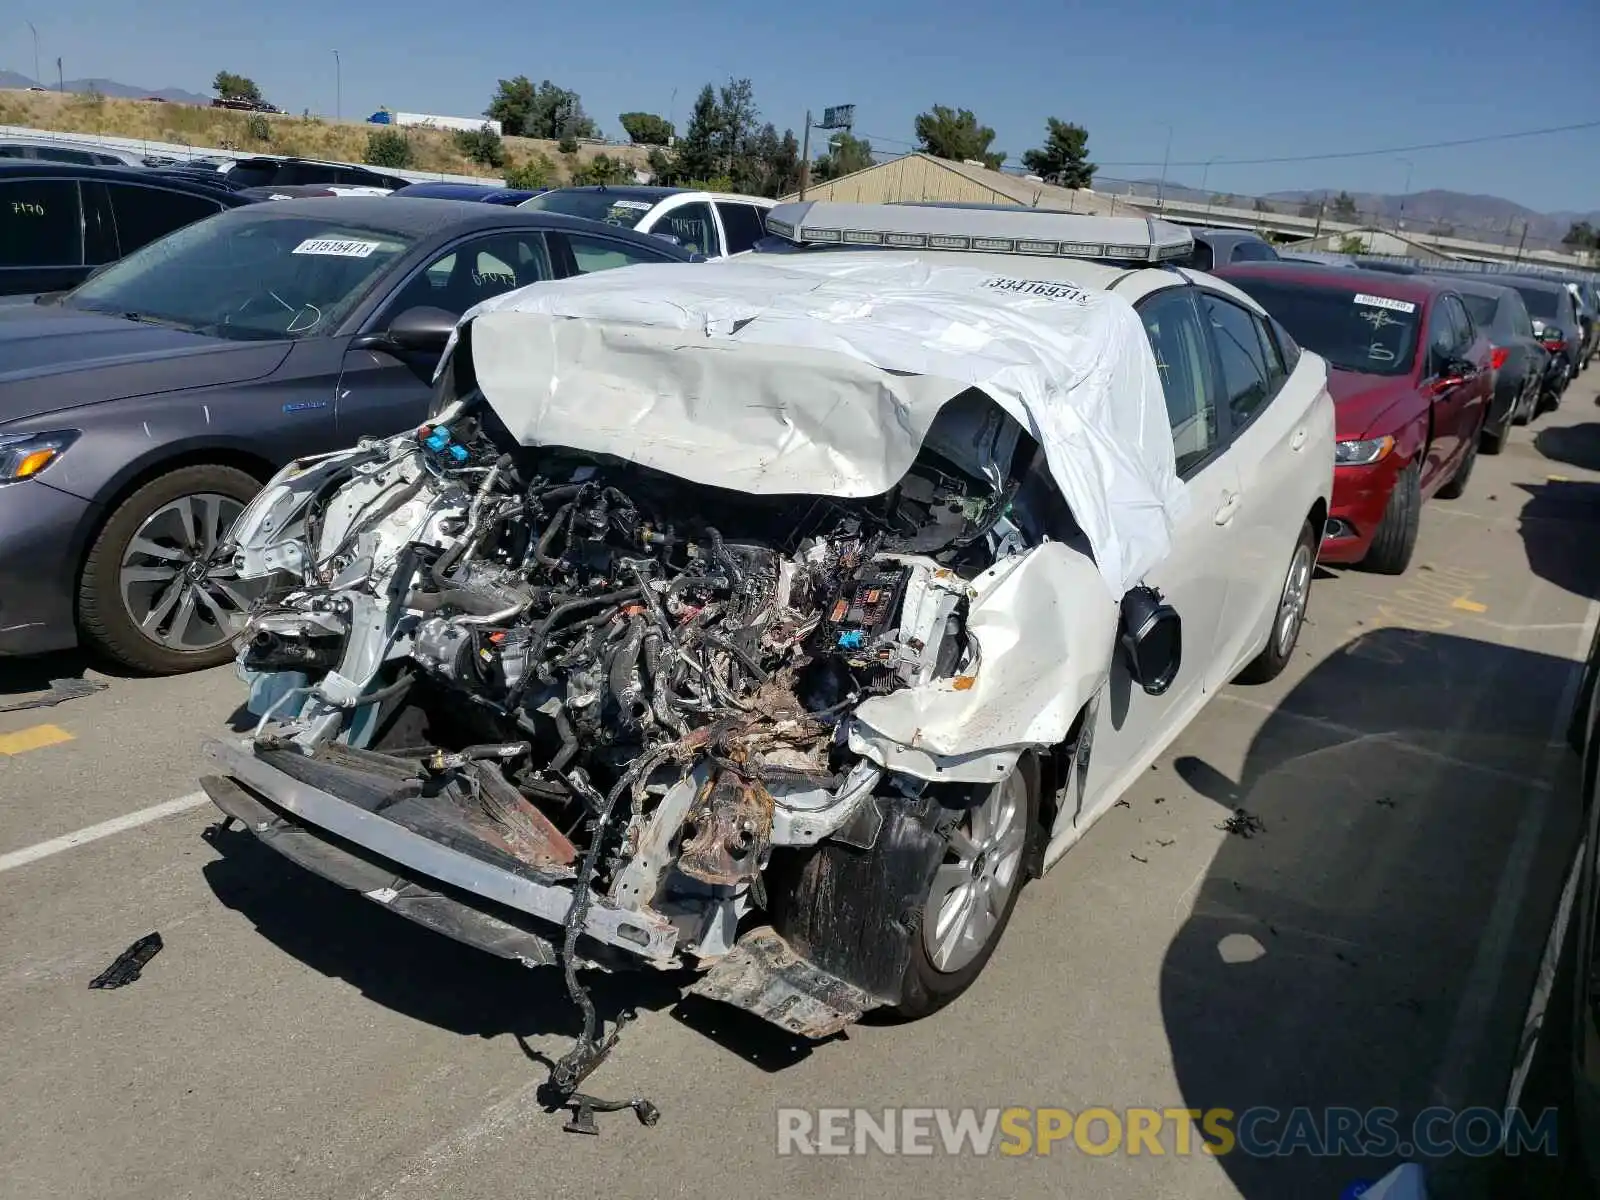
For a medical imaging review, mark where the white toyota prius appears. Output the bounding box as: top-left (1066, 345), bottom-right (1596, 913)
top-left (201, 202), bottom-right (1335, 1069)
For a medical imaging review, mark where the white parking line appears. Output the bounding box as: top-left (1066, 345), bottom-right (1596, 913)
top-left (0, 792), bottom-right (211, 875)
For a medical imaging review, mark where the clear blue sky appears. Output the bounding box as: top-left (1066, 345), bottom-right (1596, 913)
top-left (7, 0), bottom-right (1598, 212)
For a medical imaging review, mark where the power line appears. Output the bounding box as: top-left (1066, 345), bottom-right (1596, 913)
top-left (1093, 119), bottom-right (1600, 169)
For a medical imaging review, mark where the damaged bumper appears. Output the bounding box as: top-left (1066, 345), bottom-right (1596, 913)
top-left (201, 737), bottom-right (679, 965)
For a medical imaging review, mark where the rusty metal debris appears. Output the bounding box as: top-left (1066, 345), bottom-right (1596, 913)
top-left (688, 925), bottom-right (879, 1038)
top-left (1217, 808), bottom-right (1266, 838)
top-left (89, 932), bottom-right (163, 989)
top-left (677, 771), bottom-right (774, 886)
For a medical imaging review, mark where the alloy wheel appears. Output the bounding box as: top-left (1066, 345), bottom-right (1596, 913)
top-left (1275, 541), bottom-right (1314, 659)
top-left (117, 493), bottom-right (264, 653)
top-left (923, 769), bottom-right (1029, 974)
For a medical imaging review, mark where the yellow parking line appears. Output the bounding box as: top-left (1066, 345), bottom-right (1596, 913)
top-left (1452, 598), bottom-right (1489, 614)
top-left (0, 724), bottom-right (74, 756)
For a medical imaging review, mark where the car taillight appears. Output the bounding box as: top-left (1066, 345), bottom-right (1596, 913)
top-left (1490, 347), bottom-right (1508, 371)
top-left (1543, 337), bottom-right (1565, 352)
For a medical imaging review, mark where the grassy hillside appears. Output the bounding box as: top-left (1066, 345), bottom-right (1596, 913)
top-left (0, 88), bottom-right (650, 184)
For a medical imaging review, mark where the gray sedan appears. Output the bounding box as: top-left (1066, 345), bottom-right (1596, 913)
top-left (0, 197), bottom-right (694, 671)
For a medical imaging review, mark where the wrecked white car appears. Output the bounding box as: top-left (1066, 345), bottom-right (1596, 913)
top-left (199, 206), bottom-right (1334, 1113)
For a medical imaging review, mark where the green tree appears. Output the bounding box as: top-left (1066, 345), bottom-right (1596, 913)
top-left (619, 112), bottom-right (673, 145)
top-left (213, 71), bottom-right (263, 104)
top-left (1337, 234), bottom-right (1366, 254)
top-left (1020, 118), bottom-right (1094, 188)
top-left (718, 78), bottom-right (757, 179)
top-left (1331, 191), bottom-right (1359, 219)
top-left (454, 124), bottom-right (506, 168)
top-left (674, 84), bottom-right (722, 182)
top-left (813, 131), bottom-right (874, 183)
top-left (1562, 220), bottom-right (1597, 249)
top-left (913, 105), bottom-right (1004, 169)
top-left (747, 123), bottom-right (801, 197)
top-left (569, 153), bottom-right (635, 186)
top-left (364, 128), bottom-right (413, 168)
top-left (486, 76), bottom-right (597, 140)
top-left (505, 154), bottom-right (555, 190)
top-left (245, 113), bottom-right (272, 143)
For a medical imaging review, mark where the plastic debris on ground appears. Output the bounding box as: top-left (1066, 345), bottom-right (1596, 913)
top-left (89, 933), bottom-right (163, 989)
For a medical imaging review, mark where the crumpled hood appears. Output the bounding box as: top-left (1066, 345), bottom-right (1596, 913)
top-left (1326, 367), bottom-right (1416, 440)
top-left (0, 304), bottom-right (291, 425)
top-left (448, 254), bottom-right (1189, 599)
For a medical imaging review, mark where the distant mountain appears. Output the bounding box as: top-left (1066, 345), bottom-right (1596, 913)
top-left (0, 72), bottom-right (210, 106)
top-left (1092, 174), bottom-right (1597, 251)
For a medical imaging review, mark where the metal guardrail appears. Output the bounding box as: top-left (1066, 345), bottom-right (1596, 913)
top-left (0, 124), bottom-right (492, 185)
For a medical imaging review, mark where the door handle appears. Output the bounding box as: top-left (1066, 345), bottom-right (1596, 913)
top-left (1213, 491), bottom-right (1241, 526)
top-left (1290, 427), bottom-right (1308, 451)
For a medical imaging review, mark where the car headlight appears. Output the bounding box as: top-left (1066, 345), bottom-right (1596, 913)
top-left (0, 430), bottom-right (79, 484)
top-left (1334, 435), bottom-right (1394, 466)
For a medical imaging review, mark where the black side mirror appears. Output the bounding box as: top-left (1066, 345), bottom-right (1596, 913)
top-left (1120, 585), bottom-right (1181, 696)
top-left (355, 305), bottom-right (458, 354)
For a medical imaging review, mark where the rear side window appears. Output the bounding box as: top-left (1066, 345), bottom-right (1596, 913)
top-left (1138, 289), bottom-right (1219, 477)
top-left (35, 147), bottom-right (97, 165)
top-left (0, 179), bottom-right (83, 267)
top-left (1200, 293), bottom-right (1272, 428)
top-left (106, 184), bottom-right (223, 257)
top-left (1505, 292), bottom-right (1535, 340)
top-left (1184, 242), bottom-right (1215, 272)
top-left (658, 201), bottom-right (722, 257)
top-left (715, 203), bottom-right (768, 255)
top-left (1230, 240), bottom-right (1279, 263)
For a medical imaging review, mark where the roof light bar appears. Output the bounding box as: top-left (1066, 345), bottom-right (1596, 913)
top-left (766, 201), bottom-right (1194, 264)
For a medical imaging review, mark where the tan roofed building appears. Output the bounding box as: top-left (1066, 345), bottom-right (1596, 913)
top-left (783, 152), bottom-right (1124, 216)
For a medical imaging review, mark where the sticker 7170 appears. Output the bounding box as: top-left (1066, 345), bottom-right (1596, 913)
top-left (11, 202), bottom-right (46, 217)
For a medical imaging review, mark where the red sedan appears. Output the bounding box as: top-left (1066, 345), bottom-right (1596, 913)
top-left (1216, 264), bottom-right (1493, 574)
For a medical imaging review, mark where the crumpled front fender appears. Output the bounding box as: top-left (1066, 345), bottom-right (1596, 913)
top-left (847, 542), bottom-right (1117, 782)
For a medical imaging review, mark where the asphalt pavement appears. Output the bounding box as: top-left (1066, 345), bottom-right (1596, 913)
top-left (3, 375), bottom-right (1599, 1200)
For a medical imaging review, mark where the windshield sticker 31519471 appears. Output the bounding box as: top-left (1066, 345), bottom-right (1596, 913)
top-left (984, 277), bottom-right (1089, 302)
top-left (292, 238), bottom-right (381, 258)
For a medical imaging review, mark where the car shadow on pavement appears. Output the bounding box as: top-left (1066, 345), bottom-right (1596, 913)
top-left (199, 825), bottom-right (822, 1076)
top-left (1534, 422), bottom-right (1600, 473)
top-left (1516, 480), bottom-right (1600, 601)
top-left (1162, 628), bottom-right (1584, 1199)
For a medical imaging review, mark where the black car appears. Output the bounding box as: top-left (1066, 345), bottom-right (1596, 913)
top-left (162, 156), bottom-right (411, 192)
top-left (0, 197), bottom-right (696, 671)
top-left (1179, 228), bottom-right (1280, 271)
top-left (0, 161), bottom-right (257, 299)
top-left (1449, 278), bottom-right (1550, 452)
top-left (1441, 273), bottom-right (1583, 405)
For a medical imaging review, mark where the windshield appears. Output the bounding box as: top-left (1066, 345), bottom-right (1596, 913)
top-left (65, 213), bottom-right (415, 340)
top-left (1461, 294), bottom-right (1499, 329)
top-left (1512, 285), bottom-right (1559, 320)
top-left (520, 190), bottom-right (654, 229)
top-left (1228, 279), bottom-right (1420, 376)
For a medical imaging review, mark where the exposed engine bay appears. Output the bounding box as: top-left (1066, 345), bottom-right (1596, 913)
top-left (203, 386), bottom-right (1107, 1126)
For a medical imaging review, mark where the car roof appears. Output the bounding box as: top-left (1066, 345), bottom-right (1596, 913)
top-left (1194, 228), bottom-right (1268, 244)
top-left (1442, 277), bottom-right (1523, 303)
top-left (1215, 261), bottom-right (1452, 303)
top-left (542, 185), bottom-right (685, 202)
top-left (1479, 274), bottom-right (1567, 295)
top-left (222, 195), bottom-right (698, 251)
top-left (0, 158), bottom-right (254, 199)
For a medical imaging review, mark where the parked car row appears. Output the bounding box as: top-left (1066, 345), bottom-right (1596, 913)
top-left (1211, 253), bottom-right (1599, 576)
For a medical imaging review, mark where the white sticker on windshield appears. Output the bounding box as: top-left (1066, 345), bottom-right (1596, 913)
top-left (609, 200), bottom-right (652, 211)
top-left (292, 237), bottom-right (381, 258)
top-left (1353, 293), bottom-right (1416, 314)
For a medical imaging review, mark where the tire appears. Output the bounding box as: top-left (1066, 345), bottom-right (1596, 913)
top-left (893, 755), bottom-right (1039, 1020)
top-left (1362, 461), bottom-right (1421, 575)
top-left (1436, 425), bottom-right (1479, 500)
top-left (1237, 520), bottom-right (1316, 684)
top-left (79, 464), bottom-right (263, 674)
top-left (1479, 417), bottom-right (1508, 456)
top-left (1513, 377), bottom-right (1535, 426)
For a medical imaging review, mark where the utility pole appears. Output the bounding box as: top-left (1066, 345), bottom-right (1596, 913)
top-left (27, 22), bottom-right (39, 88)
top-left (1313, 196), bottom-right (1326, 240)
top-left (1156, 124), bottom-right (1173, 209)
top-left (332, 49), bottom-right (341, 122)
top-left (798, 110), bottom-right (812, 200)
top-left (1514, 221), bottom-right (1529, 264)
top-left (55, 56), bottom-right (62, 92)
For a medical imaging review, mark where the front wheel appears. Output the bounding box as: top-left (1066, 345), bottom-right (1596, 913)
top-left (1362, 461), bottom-right (1421, 575)
top-left (893, 757), bottom-right (1038, 1019)
top-left (78, 464), bottom-right (266, 674)
top-left (1237, 520), bottom-right (1316, 684)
